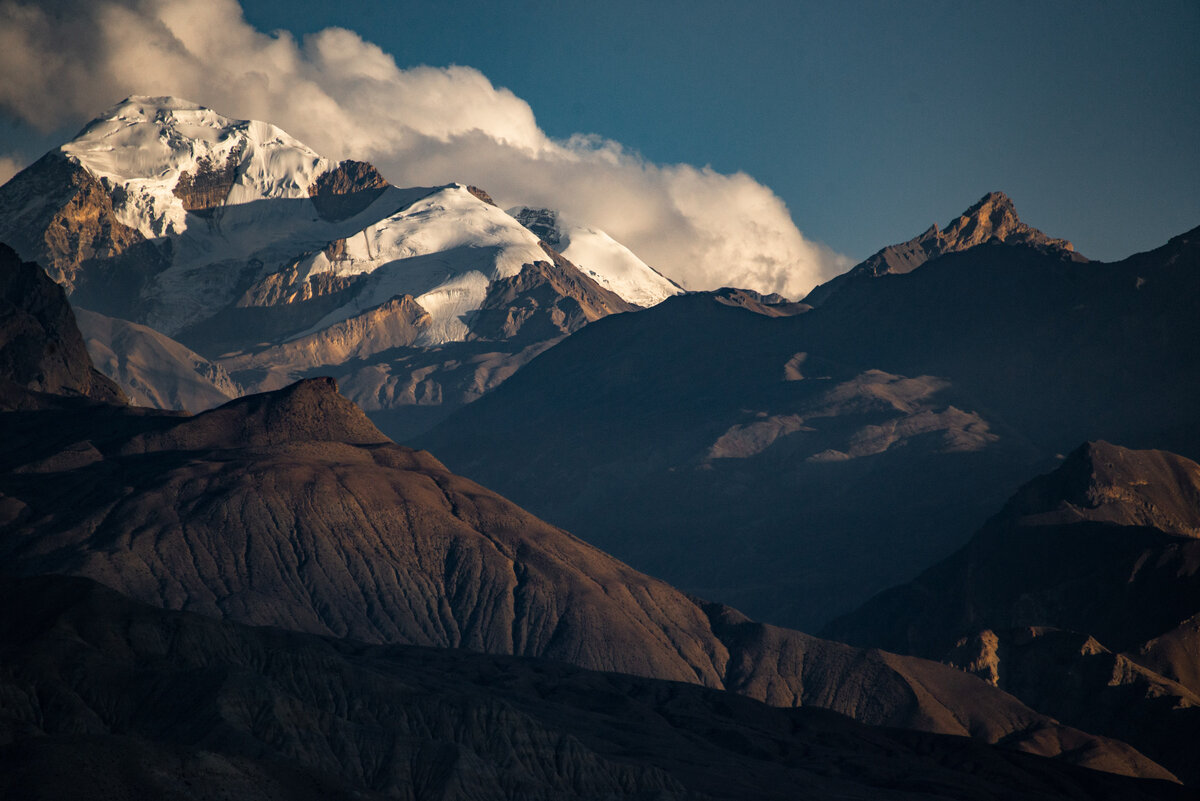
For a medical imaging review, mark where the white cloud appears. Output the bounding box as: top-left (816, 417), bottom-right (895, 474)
top-left (0, 156), bottom-right (21, 186)
top-left (0, 0), bottom-right (847, 297)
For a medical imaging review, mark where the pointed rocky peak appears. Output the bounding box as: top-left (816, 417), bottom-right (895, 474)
top-left (803, 191), bottom-right (1084, 305)
top-left (940, 191), bottom-right (1076, 255)
top-left (1005, 441), bottom-right (1200, 536)
top-left (120, 377), bottom-right (391, 454)
top-left (468, 244), bottom-right (637, 340)
top-left (0, 243), bottom-right (126, 406)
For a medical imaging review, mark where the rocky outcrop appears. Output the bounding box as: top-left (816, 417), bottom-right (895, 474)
top-left (466, 184), bottom-right (497, 206)
top-left (469, 247), bottom-right (636, 341)
top-left (173, 147), bottom-right (242, 214)
top-left (710, 286), bottom-right (810, 317)
top-left (0, 153), bottom-right (154, 297)
top-left (0, 243), bottom-right (125, 405)
top-left (512, 206), bottom-right (564, 248)
top-left (307, 159), bottom-right (389, 221)
top-left (1004, 440), bottom-right (1200, 536)
top-left (805, 191), bottom-right (1084, 305)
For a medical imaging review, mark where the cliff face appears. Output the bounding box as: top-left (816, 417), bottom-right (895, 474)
top-left (308, 159), bottom-right (390, 221)
top-left (0, 154), bottom-right (155, 298)
top-left (173, 147), bottom-right (243, 214)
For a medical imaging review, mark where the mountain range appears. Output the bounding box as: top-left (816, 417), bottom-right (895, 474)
top-left (416, 211), bottom-right (1200, 631)
top-left (0, 96), bottom-right (678, 437)
top-left (2, 96), bottom-right (1198, 798)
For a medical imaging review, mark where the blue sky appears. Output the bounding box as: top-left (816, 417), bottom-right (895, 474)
top-left (233, 0), bottom-right (1199, 261)
top-left (1, 0), bottom-right (1196, 278)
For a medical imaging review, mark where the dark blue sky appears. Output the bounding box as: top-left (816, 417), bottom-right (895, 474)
top-left (7, 1), bottom-right (1198, 263)
top-left (234, 0), bottom-right (1198, 261)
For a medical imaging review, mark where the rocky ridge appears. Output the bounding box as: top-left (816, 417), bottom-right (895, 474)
top-left (0, 243), bottom-right (126, 404)
top-left (2, 573), bottom-right (1188, 801)
top-left (804, 191), bottom-right (1084, 305)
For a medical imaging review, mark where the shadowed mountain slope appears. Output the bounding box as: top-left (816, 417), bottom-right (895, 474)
top-left (0, 379), bottom-right (1170, 781)
top-left (0, 243), bottom-right (126, 405)
top-left (415, 223), bottom-right (1200, 632)
top-left (0, 291), bottom-right (1173, 781)
top-left (823, 441), bottom-right (1200, 783)
top-left (2, 574), bottom-right (1189, 801)
top-left (75, 307), bottom-right (240, 411)
top-left (0, 243), bottom-right (1185, 782)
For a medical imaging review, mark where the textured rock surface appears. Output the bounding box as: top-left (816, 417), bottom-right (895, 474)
top-left (0, 154), bottom-right (151, 295)
top-left (173, 149), bottom-right (242, 214)
top-left (469, 248), bottom-right (636, 341)
top-left (307, 159), bottom-right (389, 221)
top-left (220, 295), bottom-right (432, 390)
top-left (2, 574), bottom-right (1189, 801)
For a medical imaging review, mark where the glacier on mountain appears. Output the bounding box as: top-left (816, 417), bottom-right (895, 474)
top-left (51, 96), bottom-right (674, 342)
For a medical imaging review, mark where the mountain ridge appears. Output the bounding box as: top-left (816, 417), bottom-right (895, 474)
top-left (804, 191), bottom-right (1084, 305)
top-left (0, 258), bottom-right (1173, 780)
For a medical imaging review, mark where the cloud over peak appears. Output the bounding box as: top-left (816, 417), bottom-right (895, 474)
top-left (0, 0), bottom-right (846, 296)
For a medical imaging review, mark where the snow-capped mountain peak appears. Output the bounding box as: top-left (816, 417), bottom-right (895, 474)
top-left (510, 206), bottom-right (681, 307)
top-left (61, 96), bottom-right (328, 240)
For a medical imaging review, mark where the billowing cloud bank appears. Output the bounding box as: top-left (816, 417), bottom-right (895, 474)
top-left (0, 0), bottom-right (847, 296)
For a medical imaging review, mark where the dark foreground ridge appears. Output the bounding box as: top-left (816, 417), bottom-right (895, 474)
top-left (0, 574), bottom-right (1190, 801)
